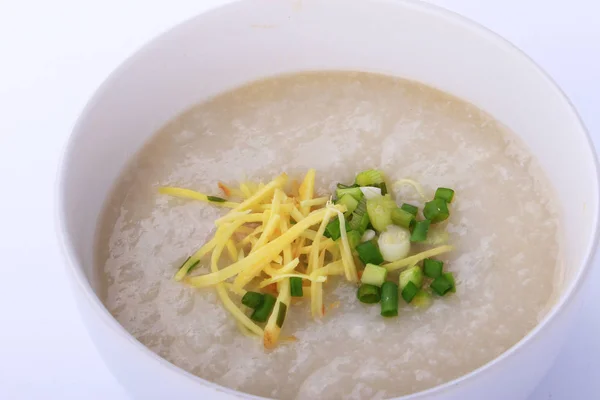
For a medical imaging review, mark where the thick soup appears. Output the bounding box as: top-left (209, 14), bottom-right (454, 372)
top-left (96, 71), bottom-right (561, 399)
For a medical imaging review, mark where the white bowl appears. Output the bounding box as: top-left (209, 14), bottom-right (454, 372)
top-left (56, 0), bottom-right (599, 399)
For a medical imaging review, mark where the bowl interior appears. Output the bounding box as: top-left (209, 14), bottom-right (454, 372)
top-left (58, 0), bottom-right (598, 398)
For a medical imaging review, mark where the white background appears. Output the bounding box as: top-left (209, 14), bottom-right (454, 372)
top-left (0, 0), bottom-right (599, 399)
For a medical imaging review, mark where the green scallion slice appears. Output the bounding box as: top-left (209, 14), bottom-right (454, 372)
top-left (435, 187), bottom-right (455, 203)
top-left (361, 263), bottom-right (388, 287)
top-left (241, 291), bottom-right (264, 309)
top-left (337, 193), bottom-right (360, 215)
top-left (346, 230), bottom-right (362, 253)
top-left (356, 240), bottom-right (384, 265)
top-left (400, 203), bottom-right (419, 216)
top-left (401, 281), bottom-right (419, 303)
top-left (323, 218), bottom-right (348, 241)
top-left (207, 195), bottom-right (227, 203)
top-left (366, 196), bottom-right (393, 232)
top-left (290, 277), bottom-right (303, 297)
top-left (348, 212), bottom-right (370, 235)
top-left (276, 303), bottom-right (287, 328)
top-left (337, 183), bottom-right (359, 189)
top-left (357, 284), bottom-right (381, 304)
top-left (380, 281), bottom-right (399, 317)
top-left (375, 182), bottom-right (388, 196)
top-left (423, 198), bottom-right (450, 224)
top-left (336, 187), bottom-right (364, 201)
top-left (250, 293), bottom-right (276, 322)
top-left (391, 207), bottom-right (416, 230)
top-left (410, 220), bottom-right (430, 242)
top-left (355, 169), bottom-right (385, 186)
top-left (399, 266), bottom-right (424, 290)
top-left (430, 275), bottom-right (453, 296)
top-left (423, 258), bottom-right (444, 278)
top-left (412, 289), bottom-right (432, 308)
top-left (443, 272), bottom-right (456, 293)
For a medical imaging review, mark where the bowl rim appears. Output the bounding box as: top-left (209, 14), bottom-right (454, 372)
top-left (55, 0), bottom-right (600, 398)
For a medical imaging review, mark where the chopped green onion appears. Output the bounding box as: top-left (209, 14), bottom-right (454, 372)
top-left (276, 303), bottom-right (287, 328)
top-left (443, 272), bottom-right (456, 293)
top-left (376, 182), bottom-right (388, 196)
top-left (356, 240), bottom-right (384, 265)
top-left (337, 183), bottom-right (359, 189)
top-left (380, 281), bottom-right (399, 317)
top-left (412, 289), bottom-right (432, 308)
top-left (399, 266), bottom-right (424, 290)
top-left (400, 203), bottom-right (419, 216)
top-left (346, 230), bottom-right (362, 252)
top-left (355, 169), bottom-right (385, 186)
top-left (207, 195), bottom-right (227, 203)
top-left (250, 293), bottom-right (276, 322)
top-left (401, 281), bottom-right (419, 303)
top-left (435, 187), bottom-right (455, 203)
top-left (290, 277), bottom-right (303, 297)
top-left (349, 212), bottom-right (370, 234)
top-left (354, 197), bottom-right (367, 216)
top-left (337, 193), bottom-right (359, 215)
top-left (361, 263), bottom-right (388, 287)
top-left (410, 220), bottom-right (430, 242)
top-left (323, 218), bottom-right (348, 240)
top-left (430, 275), bottom-right (453, 296)
top-left (361, 229), bottom-right (376, 242)
top-left (378, 225), bottom-right (411, 262)
top-left (366, 196), bottom-right (393, 232)
top-left (242, 291), bottom-right (264, 309)
top-left (423, 198), bottom-right (450, 224)
top-left (324, 218), bottom-right (340, 240)
top-left (391, 207), bottom-right (416, 230)
top-left (423, 258), bottom-right (444, 278)
top-left (357, 284), bottom-right (381, 304)
top-left (360, 186), bottom-right (383, 199)
top-left (336, 187), bottom-right (364, 201)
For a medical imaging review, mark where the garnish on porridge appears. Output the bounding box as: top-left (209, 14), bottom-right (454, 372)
top-left (160, 169), bottom-right (455, 348)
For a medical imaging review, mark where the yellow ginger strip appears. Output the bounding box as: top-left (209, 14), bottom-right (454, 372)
top-left (258, 274), bottom-right (327, 288)
top-left (300, 197), bottom-right (329, 208)
top-left (299, 238), bottom-right (335, 254)
top-left (260, 273), bottom-right (325, 288)
top-left (280, 218), bottom-right (293, 266)
top-left (225, 239), bottom-right (238, 261)
top-left (307, 208), bottom-right (333, 275)
top-left (224, 282), bottom-right (247, 297)
top-left (383, 245), bottom-right (454, 272)
top-left (298, 169), bottom-right (316, 216)
top-left (231, 173), bottom-right (287, 213)
top-left (233, 214), bottom-right (281, 289)
top-left (310, 260), bottom-right (345, 277)
top-left (299, 229), bottom-right (319, 241)
top-left (241, 225), bottom-right (264, 246)
top-left (215, 210), bottom-right (252, 226)
top-left (263, 263), bottom-right (282, 276)
top-left (328, 205), bottom-right (358, 282)
top-left (186, 207), bottom-right (342, 288)
top-left (309, 208), bottom-right (334, 318)
top-left (240, 183), bottom-right (253, 198)
top-left (209, 222), bottom-right (263, 336)
top-left (234, 226), bottom-right (255, 235)
top-left (290, 206), bottom-right (305, 223)
top-left (158, 187), bottom-right (240, 208)
top-left (264, 278), bottom-right (290, 349)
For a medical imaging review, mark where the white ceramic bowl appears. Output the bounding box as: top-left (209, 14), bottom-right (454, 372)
top-left (56, 1), bottom-right (599, 399)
